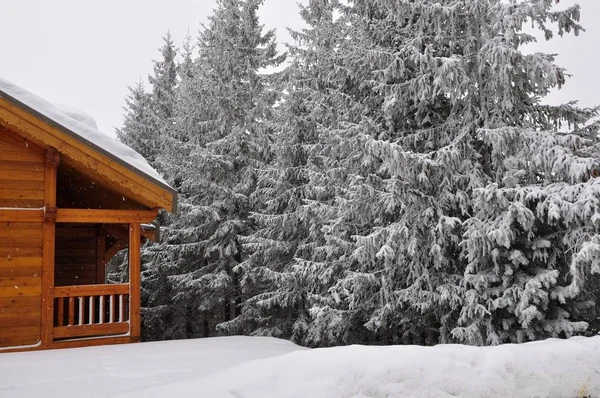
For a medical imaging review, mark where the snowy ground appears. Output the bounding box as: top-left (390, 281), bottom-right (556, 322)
top-left (1, 336), bottom-right (599, 398)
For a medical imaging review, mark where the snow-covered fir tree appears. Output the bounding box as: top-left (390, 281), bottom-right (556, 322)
top-left (218, 0), bottom-right (348, 342)
top-left (147, 0), bottom-right (286, 337)
top-left (117, 0), bottom-right (600, 347)
top-left (116, 82), bottom-right (154, 161)
top-left (118, 33), bottom-right (178, 168)
top-left (329, 0), bottom-right (599, 346)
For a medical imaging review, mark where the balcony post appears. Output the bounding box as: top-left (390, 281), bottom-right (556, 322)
top-left (41, 148), bottom-right (59, 348)
top-left (129, 223), bottom-right (141, 342)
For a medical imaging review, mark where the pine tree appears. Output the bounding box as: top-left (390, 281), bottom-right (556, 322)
top-left (155, 0), bottom-right (286, 336)
top-left (118, 33), bottom-right (178, 168)
top-left (117, 34), bottom-right (182, 340)
top-left (330, 0), bottom-right (599, 346)
top-left (116, 82), bottom-right (154, 160)
top-left (219, 0), bottom-right (345, 342)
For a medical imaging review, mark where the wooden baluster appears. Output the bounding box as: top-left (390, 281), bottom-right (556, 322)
top-left (109, 295), bottom-right (115, 323)
top-left (89, 296), bottom-right (95, 325)
top-left (119, 294), bottom-right (124, 322)
top-left (57, 297), bottom-right (64, 327)
top-left (79, 297), bottom-right (84, 325)
top-left (99, 295), bottom-right (104, 324)
top-left (68, 297), bottom-right (75, 326)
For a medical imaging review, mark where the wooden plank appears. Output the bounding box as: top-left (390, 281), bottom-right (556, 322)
top-left (0, 180), bottom-right (45, 192)
top-left (0, 187), bottom-right (44, 201)
top-left (0, 161), bottom-right (45, 171)
top-left (0, 189), bottom-right (44, 200)
top-left (0, 247), bottom-right (43, 257)
top-left (0, 314), bottom-right (41, 327)
top-left (0, 305), bottom-right (41, 318)
top-left (0, 221), bottom-right (42, 228)
top-left (0, 227), bottom-right (43, 239)
top-left (47, 336), bottom-right (131, 350)
top-left (53, 283), bottom-right (130, 297)
top-left (0, 276), bottom-right (41, 288)
top-left (0, 295), bottom-right (41, 307)
top-left (0, 325), bottom-right (40, 338)
top-left (0, 99), bottom-right (175, 211)
top-left (0, 256), bottom-right (42, 267)
top-left (0, 198), bottom-right (44, 208)
top-left (53, 322), bottom-right (130, 339)
top-left (0, 126), bottom-right (47, 155)
top-left (0, 335), bottom-right (40, 348)
top-left (0, 150), bottom-right (44, 163)
top-left (0, 170), bottom-right (44, 181)
top-left (0, 237), bottom-right (42, 248)
top-left (0, 266), bottom-right (42, 278)
top-left (0, 138), bottom-right (34, 152)
top-left (56, 208), bottom-right (159, 224)
top-left (129, 223), bottom-right (141, 340)
top-left (0, 286), bottom-right (41, 297)
top-left (0, 208), bottom-right (44, 222)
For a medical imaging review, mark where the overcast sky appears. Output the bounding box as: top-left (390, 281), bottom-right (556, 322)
top-left (0, 0), bottom-right (597, 135)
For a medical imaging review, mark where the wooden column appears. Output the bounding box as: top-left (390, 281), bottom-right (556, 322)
top-left (41, 148), bottom-right (59, 347)
top-left (128, 222), bottom-right (141, 342)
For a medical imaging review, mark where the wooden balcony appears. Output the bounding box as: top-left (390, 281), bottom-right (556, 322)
top-left (53, 283), bottom-right (130, 340)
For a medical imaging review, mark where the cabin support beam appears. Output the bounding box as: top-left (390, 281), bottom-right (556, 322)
top-left (129, 223), bottom-right (141, 342)
top-left (0, 208), bottom-right (44, 222)
top-left (41, 148), bottom-right (59, 348)
top-left (56, 208), bottom-right (159, 224)
top-left (104, 239), bottom-right (128, 263)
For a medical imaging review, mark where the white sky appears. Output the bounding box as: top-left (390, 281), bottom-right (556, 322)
top-left (0, 0), bottom-right (597, 135)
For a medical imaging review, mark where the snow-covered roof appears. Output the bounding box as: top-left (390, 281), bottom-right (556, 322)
top-left (0, 77), bottom-right (170, 190)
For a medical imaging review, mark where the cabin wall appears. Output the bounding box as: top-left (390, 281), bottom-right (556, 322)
top-left (55, 225), bottom-right (103, 286)
top-left (0, 130), bottom-right (45, 349)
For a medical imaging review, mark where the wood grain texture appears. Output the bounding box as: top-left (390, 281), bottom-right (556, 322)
top-left (129, 223), bottom-right (141, 340)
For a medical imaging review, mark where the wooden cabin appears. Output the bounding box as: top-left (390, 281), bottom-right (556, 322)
top-left (0, 79), bottom-right (177, 352)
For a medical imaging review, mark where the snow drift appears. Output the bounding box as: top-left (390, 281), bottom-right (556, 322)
top-left (139, 336), bottom-right (600, 398)
top-left (1, 336), bottom-right (599, 397)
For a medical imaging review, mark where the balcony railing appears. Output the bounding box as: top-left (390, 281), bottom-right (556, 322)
top-left (53, 284), bottom-right (130, 339)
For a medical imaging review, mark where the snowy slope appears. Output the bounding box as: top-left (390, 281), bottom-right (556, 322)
top-left (0, 337), bottom-right (303, 398)
top-left (120, 336), bottom-right (600, 398)
top-left (0, 77), bottom-right (167, 186)
top-left (1, 336), bottom-right (599, 397)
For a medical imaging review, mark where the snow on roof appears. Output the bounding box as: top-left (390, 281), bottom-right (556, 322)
top-left (0, 77), bottom-right (169, 187)
top-left (53, 103), bottom-right (99, 130)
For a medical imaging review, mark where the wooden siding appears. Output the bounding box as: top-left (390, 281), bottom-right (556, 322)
top-left (0, 129), bottom-right (45, 349)
top-left (0, 129), bottom-right (45, 208)
top-left (55, 225), bottom-right (101, 286)
top-left (0, 222), bottom-right (43, 348)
